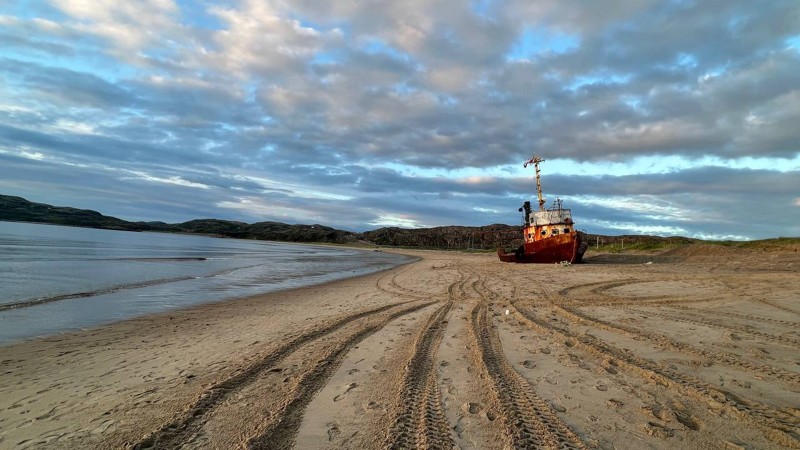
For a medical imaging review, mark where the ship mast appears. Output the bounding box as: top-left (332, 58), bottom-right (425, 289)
top-left (523, 155), bottom-right (546, 211)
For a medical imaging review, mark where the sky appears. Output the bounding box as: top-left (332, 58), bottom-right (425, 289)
top-left (1, 0), bottom-right (798, 240)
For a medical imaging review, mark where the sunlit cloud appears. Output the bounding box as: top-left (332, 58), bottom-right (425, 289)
top-left (123, 171), bottom-right (211, 189)
top-left (584, 220), bottom-right (688, 237)
top-left (217, 197), bottom-right (318, 221)
top-left (368, 214), bottom-right (427, 228)
top-left (568, 195), bottom-right (694, 222)
top-left (0, 1), bottom-right (797, 239)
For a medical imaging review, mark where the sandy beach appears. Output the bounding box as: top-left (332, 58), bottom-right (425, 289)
top-left (1, 245), bottom-right (798, 449)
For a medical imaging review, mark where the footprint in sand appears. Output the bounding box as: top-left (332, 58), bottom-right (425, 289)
top-left (326, 422), bottom-right (341, 441)
top-left (364, 401), bottom-right (380, 410)
top-left (34, 407), bottom-right (57, 420)
top-left (89, 419), bottom-right (115, 435)
top-left (644, 421), bottom-right (674, 438)
top-left (453, 417), bottom-right (465, 436)
top-left (461, 402), bottom-right (482, 414)
top-left (333, 383), bottom-right (358, 402)
top-left (675, 411), bottom-right (703, 431)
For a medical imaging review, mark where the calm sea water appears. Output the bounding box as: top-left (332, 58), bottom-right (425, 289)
top-left (0, 222), bottom-right (414, 344)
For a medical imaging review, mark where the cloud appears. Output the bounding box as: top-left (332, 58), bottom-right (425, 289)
top-left (0, 0), bottom-right (798, 239)
top-left (50, 0), bottom-right (181, 55)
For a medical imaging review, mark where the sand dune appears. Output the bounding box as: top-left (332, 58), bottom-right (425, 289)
top-left (1, 247), bottom-right (798, 449)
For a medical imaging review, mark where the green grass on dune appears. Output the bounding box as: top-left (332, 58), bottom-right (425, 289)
top-left (705, 237), bottom-right (800, 250)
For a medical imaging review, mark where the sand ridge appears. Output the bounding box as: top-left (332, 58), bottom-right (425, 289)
top-left (0, 247), bottom-right (798, 449)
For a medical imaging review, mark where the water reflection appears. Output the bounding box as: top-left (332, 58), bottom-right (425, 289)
top-left (0, 222), bottom-right (413, 344)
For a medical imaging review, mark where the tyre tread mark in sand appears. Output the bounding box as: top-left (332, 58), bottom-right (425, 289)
top-left (554, 304), bottom-right (800, 387)
top-left (470, 280), bottom-right (587, 450)
top-left (622, 306), bottom-right (800, 348)
top-left (557, 278), bottom-right (724, 307)
top-left (666, 303), bottom-right (800, 328)
top-left (557, 279), bottom-right (638, 298)
top-left (510, 300), bottom-right (800, 448)
top-left (246, 300), bottom-right (438, 450)
top-left (556, 280), bottom-right (800, 347)
top-left (131, 300), bottom-right (421, 449)
top-left (375, 268), bottom-right (434, 300)
top-left (753, 297), bottom-right (800, 317)
top-left (385, 301), bottom-right (454, 449)
top-left (383, 268), bottom-right (469, 449)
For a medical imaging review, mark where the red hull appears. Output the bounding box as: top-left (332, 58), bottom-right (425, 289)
top-left (498, 232), bottom-right (587, 264)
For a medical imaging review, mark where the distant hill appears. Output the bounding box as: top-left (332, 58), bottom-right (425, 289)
top-left (361, 224), bottom-right (522, 249)
top-left (6, 194), bottom-right (792, 251)
top-left (0, 194), bottom-right (356, 244)
top-left (0, 194), bottom-right (141, 231)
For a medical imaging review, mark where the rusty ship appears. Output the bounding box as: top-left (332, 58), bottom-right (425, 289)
top-left (498, 155), bottom-right (588, 264)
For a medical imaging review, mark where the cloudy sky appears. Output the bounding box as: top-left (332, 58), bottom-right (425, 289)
top-left (1, 0), bottom-right (798, 239)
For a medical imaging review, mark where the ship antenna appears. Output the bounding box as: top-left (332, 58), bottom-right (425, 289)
top-left (523, 155), bottom-right (546, 211)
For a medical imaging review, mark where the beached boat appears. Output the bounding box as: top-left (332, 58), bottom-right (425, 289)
top-left (498, 156), bottom-right (588, 264)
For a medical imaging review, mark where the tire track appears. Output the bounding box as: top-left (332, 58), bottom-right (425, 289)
top-left (382, 267), bottom-right (471, 448)
top-left (510, 300), bottom-right (800, 448)
top-left (245, 300), bottom-right (439, 450)
top-left (557, 278), bottom-right (727, 307)
top-left (558, 279), bottom-right (639, 298)
top-left (666, 304), bottom-right (800, 328)
top-left (130, 300), bottom-right (422, 449)
top-left (375, 268), bottom-right (434, 300)
top-left (553, 304), bottom-right (800, 387)
top-left (570, 296), bottom-right (729, 308)
top-left (385, 301), bottom-right (454, 449)
top-left (753, 298), bottom-right (800, 317)
top-left (376, 267), bottom-right (453, 301)
top-left (622, 306), bottom-right (800, 348)
top-left (469, 278), bottom-right (587, 449)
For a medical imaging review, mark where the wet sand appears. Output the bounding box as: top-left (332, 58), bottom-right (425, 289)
top-left (0, 245), bottom-right (798, 449)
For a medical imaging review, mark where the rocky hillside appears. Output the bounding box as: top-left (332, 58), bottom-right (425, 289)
top-left (1, 194), bottom-right (730, 249)
top-left (361, 224), bottom-right (522, 250)
top-left (0, 195), bottom-right (357, 244)
top-left (0, 194), bottom-right (139, 230)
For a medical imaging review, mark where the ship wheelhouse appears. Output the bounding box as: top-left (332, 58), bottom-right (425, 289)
top-left (520, 198), bottom-right (576, 244)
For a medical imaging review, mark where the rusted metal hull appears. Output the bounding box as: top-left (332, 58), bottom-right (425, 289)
top-left (498, 232), bottom-right (587, 264)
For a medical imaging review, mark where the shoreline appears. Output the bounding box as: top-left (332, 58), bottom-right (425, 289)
top-left (0, 250), bottom-right (430, 449)
top-left (3, 248), bottom-right (420, 348)
top-left (1, 247), bottom-right (798, 449)
top-left (0, 225), bottom-right (419, 345)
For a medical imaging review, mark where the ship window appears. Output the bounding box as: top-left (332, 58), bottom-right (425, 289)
top-left (563, 228), bottom-right (570, 233)
top-left (541, 230), bottom-right (546, 236)
top-left (552, 229), bottom-right (559, 235)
